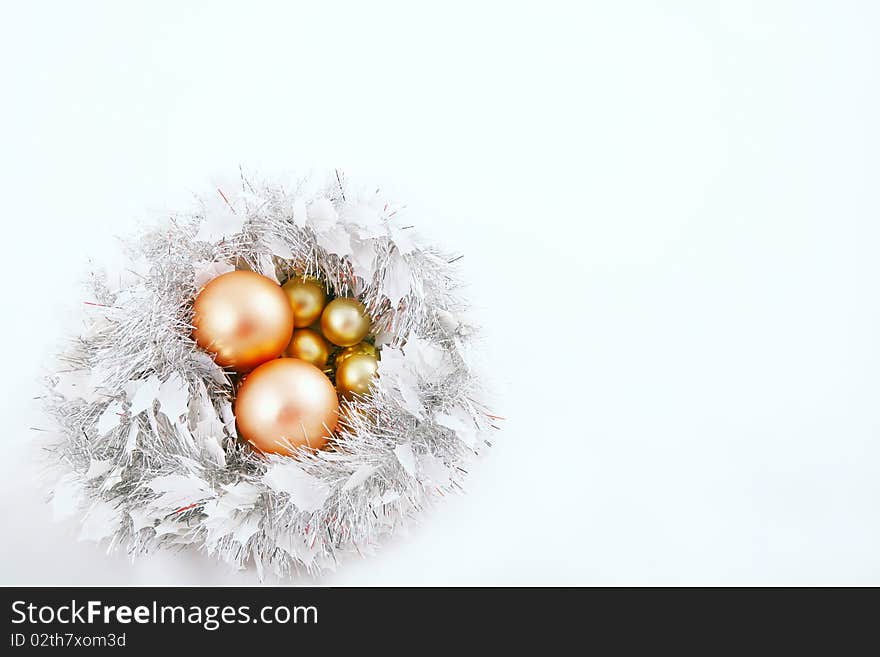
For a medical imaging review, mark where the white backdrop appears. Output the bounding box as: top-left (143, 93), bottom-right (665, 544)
top-left (1, 1), bottom-right (879, 585)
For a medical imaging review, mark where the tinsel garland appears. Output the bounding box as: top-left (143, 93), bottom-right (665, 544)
top-left (42, 171), bottom-right (495, 578)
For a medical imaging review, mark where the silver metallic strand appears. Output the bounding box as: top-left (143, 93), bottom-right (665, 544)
top-left (40, 171), bottom-right (495, 578)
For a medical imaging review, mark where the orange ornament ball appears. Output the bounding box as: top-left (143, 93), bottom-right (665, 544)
top-left (234, 358), bottom-right (339, 455)
top-left (192, 270), bottom-right (294, 372)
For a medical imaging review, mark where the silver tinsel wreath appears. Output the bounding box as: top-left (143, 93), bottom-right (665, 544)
top-left (42, 171), bottom-right (495, 578)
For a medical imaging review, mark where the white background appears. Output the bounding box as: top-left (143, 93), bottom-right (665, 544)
top-left (1, 1), bottom-right (878, 585)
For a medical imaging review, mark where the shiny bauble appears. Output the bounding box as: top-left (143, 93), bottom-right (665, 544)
top-left (335, 352), bottom-right (379, 400)
top-left (234, 358), bottom-right (338, 455)
top-left (284, 328), bottom-right (330, 368)
top-left (321, 298), bottom-right (371, 347)
top-left (282, 277), bottom-right (327, 328)
top-left (334, 342), bottom-right (378, 368)
top-left (192, 270), bottom-right (294, 372)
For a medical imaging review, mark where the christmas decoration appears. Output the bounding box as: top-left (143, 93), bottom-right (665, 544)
top-left (235, 358), bottom-right (339, 455)
top-left (192, 270), bottom-right (293, 372)
top-left (282, 277), bottom-right (327, 328)
top-left (320, 297), bottom-right (371, 347)
top-left (335, 342), bottom-right (378, 369)
top-left (284, 328), bottom-right (331, 368)
top-left (40, 170), bottom-right (497, 578)
top-left (335, 352), bottom-right (379, 400)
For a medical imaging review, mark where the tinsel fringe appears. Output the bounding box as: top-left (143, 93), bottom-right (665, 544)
top-left (42, 171), bottom-right (494, 579)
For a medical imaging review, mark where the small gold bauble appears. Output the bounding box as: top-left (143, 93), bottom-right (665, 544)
top-left (282, 277), bottom-right (327, 328)
top-left (335, 342), bottom-right (378, 368)
top-left (192, 270), bottom-right (294, 372)
top-left (284, 328), bottom-right (330, 368)
top-left (321, 298), bottom-right (371, 347)
top-left (234, 358), bottom-right (338, 455)
top-left (335, 352), bottom-right (379, 400)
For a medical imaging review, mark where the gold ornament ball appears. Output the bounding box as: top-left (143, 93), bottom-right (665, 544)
top-left (192, 270), bottom-right (294, 372)
top-left (335, 352), bottom-right (379, 400)
top-left (282, 277), bottom-right (327, 327)
top-left (321, 298), bottom-right (371, 347)
top-left (285, 328), bottom-right (330, 368)
top-left (335, 342), bottom-right (378, 368)
top-left (234, 358), bottom-right (339, 455)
